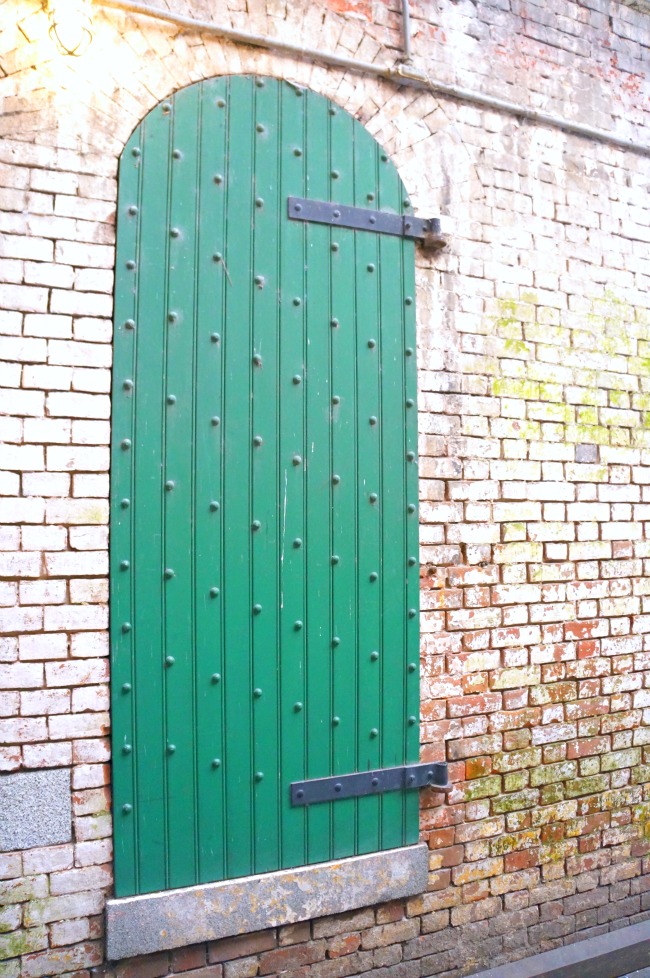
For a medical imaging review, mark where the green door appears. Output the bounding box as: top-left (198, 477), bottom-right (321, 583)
top-left (111, 75), bottom-right (420, 897)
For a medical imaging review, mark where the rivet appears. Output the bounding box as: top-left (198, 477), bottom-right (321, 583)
top-left (121, 438), bottom-right (131, 450)
top-left (369, 572), bottom-right (378, 582)
top-left (172, 149), bottom-right (182, 159)
top-left (332, 637), bottom-right (340, 647)
top-left (253, 354), bottom-right (263, 366)
top-left (369, 416), bottom-right (377, 425)
top-left (128, 205), bottom-right (138, 216)
top-left (211, 333), bottom-right (220, 343)
top-left (331, 318), bottom-right (339, 328)
top-left (256, 124), bottom-right (265, 133)
top-left (170, 228), bottom-right (180, 238)
top-left (216, 97), bottom-right (226, 106)
top-left (332, 474), bottom-right (340, 484)
top-left (407, 503), bottom-right (416, 513)
top-left (126, 260), bottom-right (136, 270)
top-left (292, 375), bottom-right (302, 385)
top-left (252, 520), bottom-right (261, 531)
top-left (253, 687), bottom-right (263, 697)
top-left (165, 480), bottom-right (175, 491)
top-left (210, 587), bottom-right (220, 598)
top-left (122, 744), bottom-right (132, 754)
top-left (121, 498), bottom-right (130, 508)
top-left (367, 193), bottom-right (375, 201)
top-left (408, 662), bottom-right (417, 673)
top-left (164, 568), bottom-right (175, 580)
top-left (381, 153), bottom-right (388, 162)
top-left (367, 264), bottom-right (375, 273)
top-left (332, 717), bottom-right (340, 727)
top-left (370, 728), bottom-right (378, 738)
top-left (332, 395), bottom-right (340, 405)
top-left (331, 555), bottom-right (339, 565)
top-left (294, 203), bottom-right (302, 213)
top-left (405, 347), bottom-right (413, 357)
top-left (214, 174), bottom-right (223, 184)
top-left (331, 170), bottom-right (339, 179)
top-left (406, 398), bottom-right (414, 408)
top-left (369, 493), bottom-right (378, 503)
top-left (131, 147), bottom-right (141, 158)
top-left (295, 87), bottom-right (304, 96)
top-left (368, 338), bottom-right (376, 349)
top-left (213, 252), bottom-right (222, 263)
top-left (211, 416), bottom-right (220, 427)
top-left (211, 758), bottom-right (221, 768)
top-left (371, 777), bottom-right (379, 787)
top-left (405, 296), bottom-right (413, 306)
top-left (408, 773), bottom-right (416, 785)
top-left (165, 655), bottom-right (175, 666)
top-left (294, 147), bottom-right (302, 157)
top-left (209, 500), bottom-right (220, 511)
top-left (369, 215), bottom-right (377, 226)
top-left (167, 744), bottom-right (176, 754)
top-left (329, 107), bottom-right (337, 115)
top-left (121, 683), bottom-right (131, 693)
top-left (256, 78), bottom-right (265, 87)
top-left (407, 451), bottom-right (416, 462)
top-left (122, 622), bottom-right (131, 633)
top-left (408, 608), bottom-right (417, 618)
top-left (253, 604), bottom-right (262, 616)
top-left (296, 788), bottom-right (304, 799)
top-left (403, 198), bottom-right (411, 208)
top-left (408, 715), bottom-right (418, 726)
top-left (211, 673), bottom-right (221, 684)
top-left (167, 394), bottom-right (176, 405)
top-left (293, 297), bottom-right (302, 306)
top-left (293, 538), bottom-right (302, 548)
top-left (162, 102), bottom-right (171, 113)
top-left (333, 209), bottom-right (341, 219)
top-left (334, 782), bottom-right (342, 792)
top-left (408, 556), bottom-right (417, 566)
top-left (370, 650), bottom-right (379, 661)
top-left (168, 312), bottom-right (178, 324)
top-left (123, 379), bottom-right (133, 391)
top-left (294, 620), bottom-right (303, 630)
top-left (255, 197), bottom-right (264, 208)
top-left (255, 771), bottom-right (264, 782)
top-left (405, 221), bottom-right (412, 231)
top-left (292, 454), bottom-right (302, 466)
top-left (122, 803), bottom-right (132, 814)
top-left (331, 242), bottom-right (339, 252)
top-left (120, 560), bottom-right (130, 571)
top-left (124, 319), bottom-right (135, 330)
top-left (294, 702), bottom-right (303, 712)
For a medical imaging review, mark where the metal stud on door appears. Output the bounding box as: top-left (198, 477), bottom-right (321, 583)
top-left (111, 75), bottom-right (442, 899)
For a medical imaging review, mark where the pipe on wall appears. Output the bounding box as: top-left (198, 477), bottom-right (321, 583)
top-left (97, 0), bottom-right (650, 159)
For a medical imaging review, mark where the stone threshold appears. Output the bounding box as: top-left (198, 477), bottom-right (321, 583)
top-left (470, 918), bottom-right (650, 978)
top-left (105, 843), bottom-right (428, 960)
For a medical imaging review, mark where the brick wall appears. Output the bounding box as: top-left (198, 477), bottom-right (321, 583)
top-left (2, 0), bottom-right (650, 976)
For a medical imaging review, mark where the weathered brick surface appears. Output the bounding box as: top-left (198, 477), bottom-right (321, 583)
top-left (2, 0), bottom-right (650, 975)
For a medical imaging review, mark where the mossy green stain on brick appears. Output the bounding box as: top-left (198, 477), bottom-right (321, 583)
top-left (462, 775), bottom-right (502, 801)
top-left (490, 829), bottom-right (540, 856)
top-left (492, 788), bottom-right (539, 814)
top-left (564, 774), bottom-right (609, 798)
top-left (530, 761), bottom-right (578, 787)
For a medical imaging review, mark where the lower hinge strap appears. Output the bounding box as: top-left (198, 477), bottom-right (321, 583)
top-left (290, 762), bottom-right (450, 806)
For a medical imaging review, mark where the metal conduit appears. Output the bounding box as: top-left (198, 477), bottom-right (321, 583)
top-left (98, 0), bottom-right (650, 159)
top-left (401, 0), bottom-right (413, 63)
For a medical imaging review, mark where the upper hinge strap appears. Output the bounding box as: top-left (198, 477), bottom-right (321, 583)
top-left (288, 196), bottom-right (445, 249)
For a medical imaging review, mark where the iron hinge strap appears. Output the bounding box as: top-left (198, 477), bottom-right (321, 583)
top-left (287, 196), bottom-right (445, 249)
top-left (290, 761), bottom-right (450, 806)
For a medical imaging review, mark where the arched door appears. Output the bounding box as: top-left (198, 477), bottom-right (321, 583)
top-left (111, 75), bottom-right (420, 897)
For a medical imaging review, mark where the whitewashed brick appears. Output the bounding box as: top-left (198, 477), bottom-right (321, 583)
top-left (0, 284), bottom-right (48, 314)
top-left (72, 367), bottom-right (111, 393)
top-left (73, 474), bottom-right (108, 497)
top-left (70, 579), bottom-right (108, 604)
top-left (19, 579), bottom-right (66, 605)
top-left (46, 446), bottom-right (110, 472)
top-left (21, 688), bottom-right (70, 715)
top-left (0, 234), bottom-right (53, 262)
top-left (69, 526), bottom-right (108, 550)
top-left (19, 633), bottom-right (68, 661)
top-left (23, 313), bottom-right (73, 338)
top-left (71, 421), bottom-right (110, 445)
top-left (46, 499), bottom-right (108, 525)
top-left (22, 845), bottom-right (74, 875)
top-left (70, 632), bottom-right (108, 658)
top-left (22, 741), bottom-right (72, 768)
top-left (49, 711), bottom-right (109, 739)
top-left (30, 169), bottom-right (79, 195)
top-left (0, 496), bottom-right (44, 522)
top-left (47, 391), bottom-right (110, 419)
top-left (22, 364), bottom-right (73, 390)
top-left (71, 684), bottom-right (109, 712)
top-left (73, 318), bottom-right (112, 343)
top-left (23, 263), bottom-right (74, 290)
top-left (55, 240), bottom-right (113, 268)
top-left (48, 339), bottom-right (112, 368)
top-left (0, 416), bottom-right (22, 442)
top-left (0, 362), bottom-right (21, 387)
top-left (0, 472), bottom-right (20, 496)
top-left (74, 268), bottom-right (113, 292)
top-left (23, 418), bottom-right (71, 443)
top-left (0, 388), bottom-right (44, 417)
top-left (21, 525), bottom-right (67, 550)
top-left (43, 604), bottom-right (108, 631)
top-left (0, 553), bottom-right (41, 578)
top-left (0, 583), bottom-right (17, 607)
top-left (45, 551), bottom-right (109, 578)
top-left (0, 605), bottom-right (43, 633)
